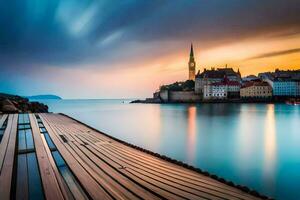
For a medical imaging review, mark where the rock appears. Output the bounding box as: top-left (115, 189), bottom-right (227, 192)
top-left (0, 93), bottom-right (49, 113)
top-left (1, 99), bottom-right (18, 113)
top-left (130, 98), bottom-right (162, 104)
top-left (29, 102), bottom-right (48, 113)
top-left (130, 99), bottom-right (144, 103)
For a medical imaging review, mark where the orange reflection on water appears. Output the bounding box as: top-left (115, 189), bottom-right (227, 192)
top-left (264, 104), bottom-right (277, 183)
top-left (187, 106), bottom-right (197, 162)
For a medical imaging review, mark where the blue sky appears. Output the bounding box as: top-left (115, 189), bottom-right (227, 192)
top-left (0, 0), bottom-right (300, 98)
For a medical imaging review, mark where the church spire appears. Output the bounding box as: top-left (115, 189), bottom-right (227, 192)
top-left (188, 43), bottom-right (196, 81)
top-left (189, 43), bottom-right (195, 63)
top-left (190, 43), bottom-right (194, 58)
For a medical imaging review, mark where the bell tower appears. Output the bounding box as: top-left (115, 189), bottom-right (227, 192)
top-left (188, 43), bottom-right (196, 81)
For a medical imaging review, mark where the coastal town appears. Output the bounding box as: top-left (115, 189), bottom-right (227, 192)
top-left (137, 44), bottom-right (300, 104)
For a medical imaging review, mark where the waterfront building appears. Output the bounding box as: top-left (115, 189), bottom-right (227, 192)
top-left (240, 81), bottom-right (272, 98)
top-left (203, 82), bottom-right (227, 99)
top-left (203, 77), bottom-right (240, 100)
top-left (188, 44), bottom-right (196, 81)
top-left (272, 78), bottom-right (300, 97)
top-left (195, 67), bottom-right (241, 95)
top-left (259, 69), bottom-right (300, 97)
top-left (227, 80), bottom-right (241, 99)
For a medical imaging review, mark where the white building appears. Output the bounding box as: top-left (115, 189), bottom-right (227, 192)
top-left (203, 79), bottom-right (240, 100)
top-left (203, 83), bottom-right (227, 99)
top-left (195, 67), bottom-right (241, 94)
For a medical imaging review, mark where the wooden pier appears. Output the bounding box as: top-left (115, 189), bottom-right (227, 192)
top-left (0, 113), bottom-right (266, 200)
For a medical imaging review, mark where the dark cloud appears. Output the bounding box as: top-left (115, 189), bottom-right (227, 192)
top-left (0, 0), bottom-right (300, 70)
top-left (247, 48), bottom-right (300, 60)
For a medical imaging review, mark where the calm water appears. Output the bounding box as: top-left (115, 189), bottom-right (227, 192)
top-left (38, 99), bottom-right (300, 200)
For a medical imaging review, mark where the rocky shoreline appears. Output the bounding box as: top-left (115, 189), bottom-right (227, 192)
top-left (0, 93), bottom-right (48, 113)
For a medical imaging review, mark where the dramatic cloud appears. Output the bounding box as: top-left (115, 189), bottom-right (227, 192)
top-left (1, 0), bottom-right (300, 69)
top-left (0, 0), bottom-right (300, 97)
top-left (247, 48), bottom-right (300, 60)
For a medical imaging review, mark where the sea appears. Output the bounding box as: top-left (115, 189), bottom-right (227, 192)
top-left (35, 99), bottom-right (300, 200)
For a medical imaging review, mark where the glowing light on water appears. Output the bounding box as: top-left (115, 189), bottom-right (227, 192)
top-left (187, 106), bottom-right (197, 163)
top-left (263, 104), bottom-right (277, 191)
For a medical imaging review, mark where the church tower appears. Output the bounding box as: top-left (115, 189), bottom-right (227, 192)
top-left (188, 43), bottom-right (196, 81)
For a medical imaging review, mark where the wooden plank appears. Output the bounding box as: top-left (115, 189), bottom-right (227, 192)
top-left (0, 115), bottom-right (13, 172)
top-left (40, 134), bottom-right (77, 200)
top-left (39, 114), bottom-right (113, 200)
top-left (63, 132), bottom-right (160, 200)
top-left (110, 145), bottom-right (255, 199)
top-left (97, 139), bottom-right (255, 199)
top-left (44, 116), bottom-right (157, 200)
top-left (0, 114), bottom-right (7, 129)
top-left (0, 114), bottom-right (18, 199)
top-left (82, 135), bottom-right (244, 200)
top-left (46, 120), bottom-right (194, 200)
top-left (46, 118), bottom-right (183, 200)
top-left (29, 114), bottom-right (65, 200)
top-left (73, 134), bottom-right (211, 200)
top-left (60, 135), bottom-right (142, 200)
top-left (74, 133), bottom-right (201, 195)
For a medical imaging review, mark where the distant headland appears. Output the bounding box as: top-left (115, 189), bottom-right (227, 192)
top-left (27, 94), bottom-right (62, 100)
top-left (132, 43), bottom-right (300, 104)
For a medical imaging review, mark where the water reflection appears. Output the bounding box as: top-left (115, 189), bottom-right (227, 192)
top-left (236, 104), bottom-right (258, 175)
top-left (263, 104), bottom-right (277, 191)
top-left (187, 106), bottom-right (197, 163)
top-left (147, 104), bottom-right (162, 150)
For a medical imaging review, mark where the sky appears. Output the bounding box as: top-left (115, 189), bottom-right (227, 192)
top-left (0, 0), bottom-right (300, 99)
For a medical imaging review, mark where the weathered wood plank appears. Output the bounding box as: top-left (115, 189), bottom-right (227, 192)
top-left (39, 114), bottom-right (113, 200)
top-left (47, 117), bottom-right (158, 200)
top-left (82, 135), bottom-right (244, 200)
top-left (0, 115), bottom-right (13, 172)
top-left (49, 120), bottom-right (184, 200)
top-left (48, 120), bottom-right (200, 200)
top-left (39, 133), bottom-right (76, 200)
top-left (94, 139), bottom-right (257, 200)
top-left (0, 114), bottom-right (18, 199)
top-left (75, 134), bottom-right (212, 200)
top-left (29, 114), bottom-right (65, 200)
top-left (0, 114), bottom-right (7, 129)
